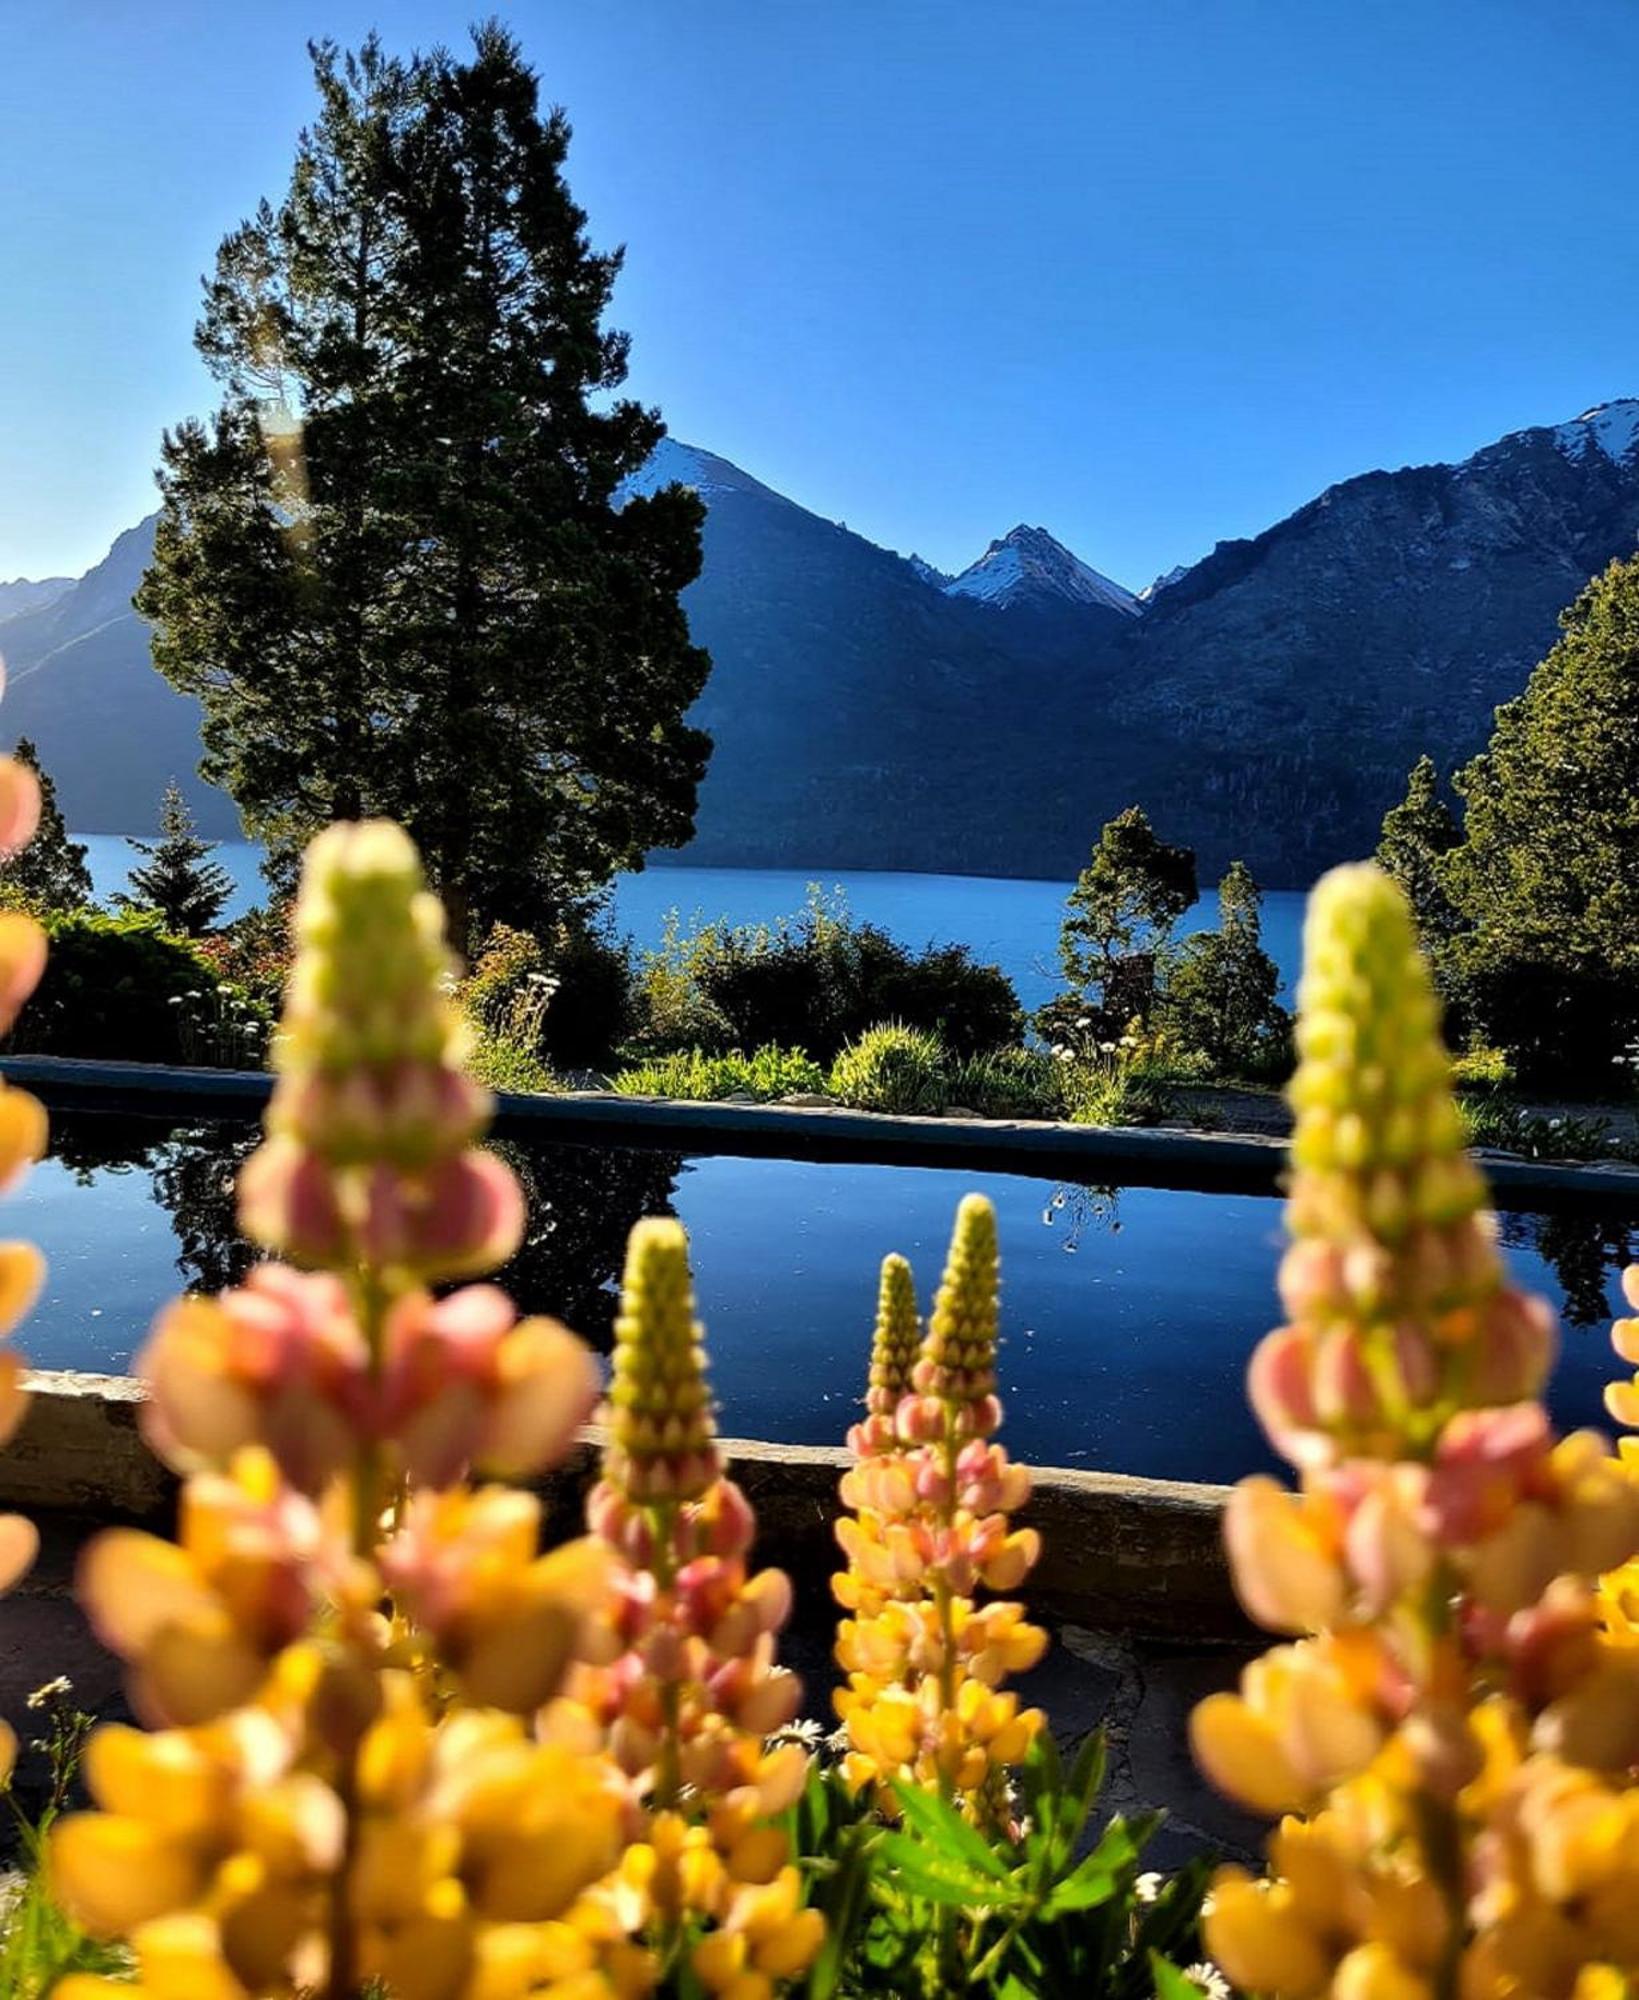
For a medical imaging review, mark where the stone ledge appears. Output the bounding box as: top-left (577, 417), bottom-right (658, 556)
top-left (5, 1373), bottom-right (1244, 1640)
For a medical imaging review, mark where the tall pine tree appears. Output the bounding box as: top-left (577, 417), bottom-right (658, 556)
top-left (1160, 859), bottom-right (1288, 1077)
top-left (1376, 754), bottom-right (1462, 947)
top-left (1043, 805), bottom-right (1198, 1041)
top-left (118, 782), bottom-right (235, 935)
top-left (1444, 553), bottom-right (1639, 1080)
top-left (0, 740), bottom-right (92, 910)
top-left (138, 28), bottom-right (710, 944)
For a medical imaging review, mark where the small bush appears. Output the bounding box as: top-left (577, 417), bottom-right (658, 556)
top-left (1459, 1097), bottom-right (1619, 1161)
top-left (463, 914), bottom-right (639, 1074)
top-left (612, 1044), bottom-right (826, 1102)
top-left (195, 900), bottom-right (294, 1010)
top-left (634, 889), bottom-right (1022, 1064)
top-left (1450, 1041), bottom-right (1515, 1093)
top-left (828, 1022), bottom-right (950, 1114)
top-left (463, 1026), bottom-right (561, 1094)
top-left (948, 1046), bottom-right (1065, 1120)
top-left (11, 909), bottom-right (231, 1063)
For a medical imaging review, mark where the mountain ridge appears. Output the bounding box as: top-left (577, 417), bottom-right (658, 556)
top-left (5, 395), bottom-right (1637, 881)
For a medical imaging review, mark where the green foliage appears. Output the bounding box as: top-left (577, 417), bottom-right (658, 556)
top-left (196, 901), bottom-right (294, 1011)
top-left (1450, 1042), bottom-right (1516, 1093)
top-left (1059, 1026), bottom-right (1192, 1128)
top-left (116, 780), bottom-right (234, 935)
top-left (1440, 553), bottom-right (1639, 1084)
top-left (462, 914), bottom-right (637, 1073)
top-left (828, 1023), bottom-right (950, 1114)
top-left (137, 27), bottom-right (710, 943)
top-left (0, 1680), bottom-right (127, 1997)
top-left (10, 910), bottom-right (229, 1063)
top-left (1376, 754), bottom-right (1463, 948)
top-left (1048, 807), bottom-right (1197, 1045)
top-left (948, 1046), bottom-right (1067, 1120)
top-left (463, 1028), bottom-right (560, 1095)
top-left (612, 1044), bottom-right (826, 1102)
top-left (0, 740), bottom-right (91, 912)
top-left (636, 889), bottom-right (1021, 1064)
top-left (1158, 860), bottom-right (1289, 1079)
top-left (791, 1732), bottom-right (1209, 1997)
top-left (1458, 1098), bottom-right (1621, 1162)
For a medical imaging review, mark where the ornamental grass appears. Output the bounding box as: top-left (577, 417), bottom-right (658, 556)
top-left (2, 829), bottom-right (1638, 1997)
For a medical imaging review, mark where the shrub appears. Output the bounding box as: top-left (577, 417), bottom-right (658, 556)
top-left (194, 898), bottom-right (295, 1010)
top-left (10, 908), bottom-right (234, 1063)
top-left (828, 1021), bottom-right (951, 1113)
top-left (612, 1043), bottom-right (826, 1102)
top-left (636, 889), bottom-right (1022, 1063)
top-left (464, 912), bottom-right (638, 1073)
top-left (1449, 1040), bottom-right (1515, 1093)
top-left (948, 1045), bottom-right (1065, 1119)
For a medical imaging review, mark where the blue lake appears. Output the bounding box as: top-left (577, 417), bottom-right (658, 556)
top-left (76, 836), bottom-right (1307, 1013)
top-left (12, 1116), bottom-right (1634, 1482)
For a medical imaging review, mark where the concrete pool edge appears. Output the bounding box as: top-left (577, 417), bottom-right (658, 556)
top-left (8, 1054), bottom-right (1639, 1209)
top-left (8, 1370), bottom-right (1246, 1640)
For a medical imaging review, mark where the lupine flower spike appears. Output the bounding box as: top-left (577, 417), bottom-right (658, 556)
top-left (543, 1216), bottom-right (824, 1998)
top-left (1196, 862), bottom-right (1639, 1999)
top-left (833, 1195), bottom-right (1046, 1819)
top-left (0, 741), bottom-right (51, 1782)
top-left (53, 823), bottom-right (618, 2000)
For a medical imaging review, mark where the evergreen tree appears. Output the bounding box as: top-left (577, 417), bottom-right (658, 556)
top-left (1, 739), bottom-right (92, 909)
top-left (1444, 553), bottom-right (1639, 1081)
top-left (1160, 859), bottom-right (1288, 1077)
top-left (137, 28), bottom-right (710, 945)
top-left (118, 781), bottom-right (235, 935)
top-left (1376, 754), bottom-right (1463, 946)
top-left (1044, 806), bottom-right (1197, 1040)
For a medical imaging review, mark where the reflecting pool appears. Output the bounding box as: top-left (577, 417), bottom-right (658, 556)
top-left (11, 1114), bottom-right (1635, 1484)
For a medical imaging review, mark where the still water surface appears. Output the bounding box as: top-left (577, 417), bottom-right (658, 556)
top-left (77, 836), bottom-right (1307, 1012)
top-left (15, 1116), bottom-right (1633, 1483)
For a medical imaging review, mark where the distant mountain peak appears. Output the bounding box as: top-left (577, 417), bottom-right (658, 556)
top-left (1551, 399), bottom-right (1639, 466)
top-left (616, 436), bottom-right (785, 508)
top-left (1139, 563), bottom-right (1190, 604)
top-left (0, 574), bottom-right (73, 626)
top-left (944, 523), bottom-right (1140, 616)
top-left (905, 552), bottom-right (952, 589)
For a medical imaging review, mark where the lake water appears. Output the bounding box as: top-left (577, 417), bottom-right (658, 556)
top-left (12, 1114), bottom-right (1634, 1482)
top-left (76, 836), bottom-right (1307, 1013)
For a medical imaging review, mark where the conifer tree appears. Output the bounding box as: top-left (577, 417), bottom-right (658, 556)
top-left (1444, 553), bottom-right (1639, 1080)
top-left (1, 739), bottom-right (92, 909)
top-left (138, 27), bottom-right (710, 945)
top-left (1160, 858), bottom-right (1288, 1076)
top-left (118, 781), bottom-right (234, 935)
top-left (1046, 806), bottom-right (1197, 1039)
top-left (1376, 753), bottom-right (1462, 947)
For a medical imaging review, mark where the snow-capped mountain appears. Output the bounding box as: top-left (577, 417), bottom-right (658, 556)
top-left (616, 436), bottom-right (789, 508)
top-left (944, 524), bottom-right (1140, 616)
top-left (12, 395), bottom-right (1639, 881)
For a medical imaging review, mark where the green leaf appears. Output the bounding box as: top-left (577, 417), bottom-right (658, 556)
top-left (1039, 1818), bottom-right (1141, 1917)
top-left (1150, 1954), bottom-right (1211, 1997)
top-left (873, 1832), bottom-right (1019, 1910)
top-left (889, 1777), bottom-right (1010, 1881)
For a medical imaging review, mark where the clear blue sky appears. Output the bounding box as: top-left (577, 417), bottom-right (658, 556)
top-left (3, 0), bottom-right (1637, 588)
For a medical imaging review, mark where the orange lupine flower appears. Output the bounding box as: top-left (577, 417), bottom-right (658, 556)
top-left (832, 1195), bottom-right (1045, 1818)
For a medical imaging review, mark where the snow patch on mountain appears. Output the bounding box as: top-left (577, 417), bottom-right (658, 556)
top-left (1552, 400), bottom-right (1639, 466)
top-left (1139, 564), bottom-right (1190, 604)
top-left (616, 436), bottom-right (778, 506)
top-left (944, 524), bottom-right (1139, 616)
